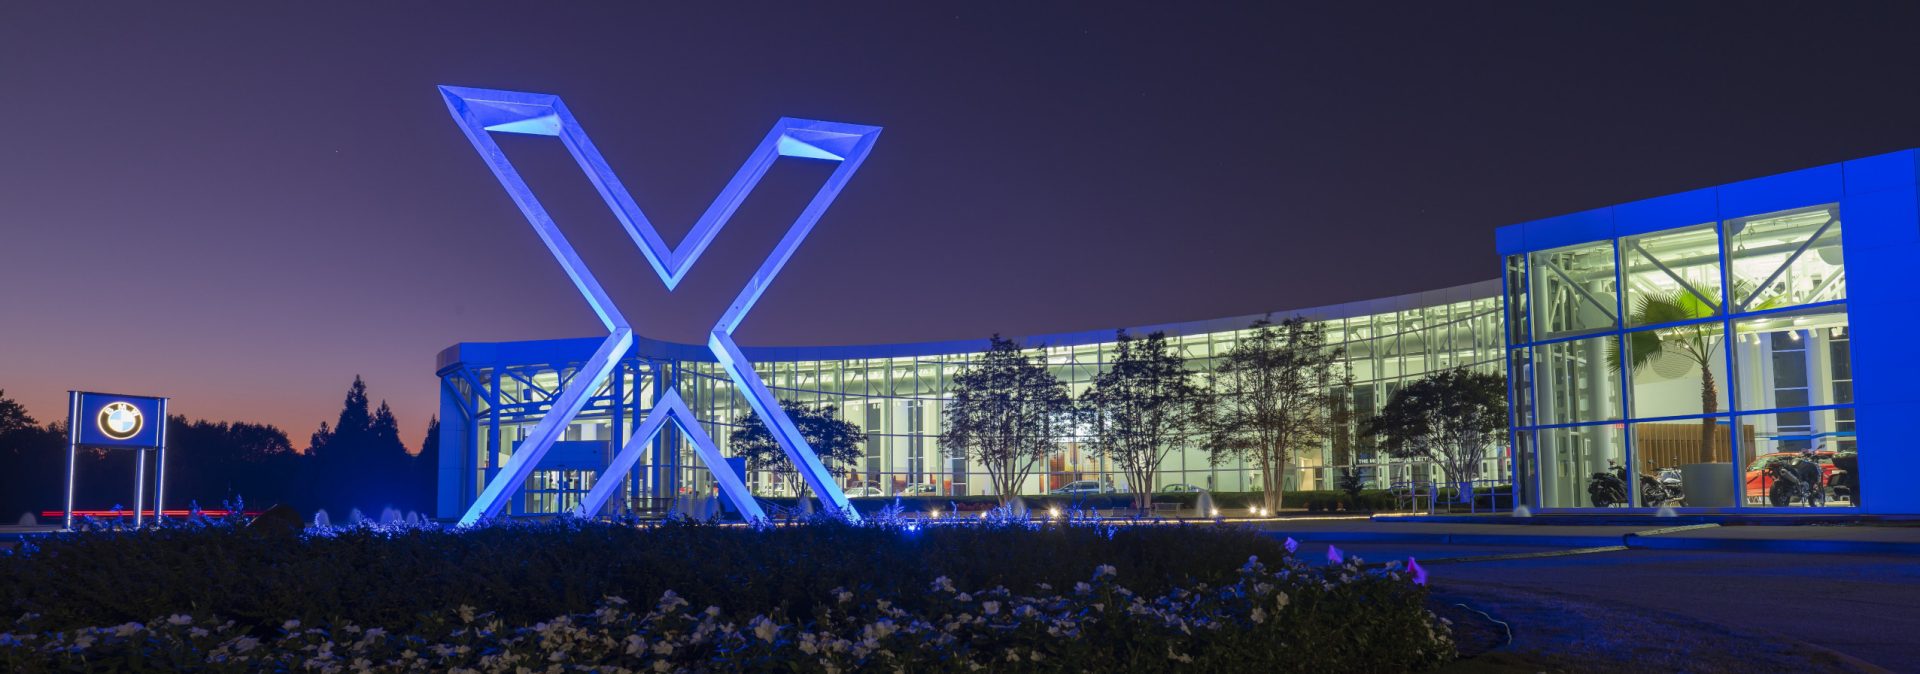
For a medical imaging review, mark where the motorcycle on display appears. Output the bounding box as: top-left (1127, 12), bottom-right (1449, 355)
top-left (1763, 452), bottom-right (1825, 507)
top-left (1828, 451), bottom-right (1859, 504)
top-left (1587, 460), bottom-right (1671, 508)
top-left (1655, 467), bottom-right (1686, 507)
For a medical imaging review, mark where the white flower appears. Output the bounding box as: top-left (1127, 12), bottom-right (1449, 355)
top-left (954, 592), bottom-right (973, 602)
top-left (457, 605), bottom-right (477, 623)
top-left (834, 588), bottom-right (854, 604)
top-left (982, 601), bottom-right (1000, 616)
top-left (1094, 565), bottom-right (1117, 579)
top-left (112, 622), bottom-right (142, 637)
top-left (283, 620), bottom-right (301, 631)
top-left (652, 661), bottom-right (671, 673)
top-left (652, 641), bottom-right (674, 656)
top-left (931, 576), bottom-right (956, 593)
top-left (624, 634), bottom-right (646, 656)
top-left (1074, 582), bottom-right (1092, 595)
top-left (1250, 608), bottom-right (1267, 624)
top-left (233, 636), bottom-right (260, 652)
top-left (1275, 592), bottom-right (1291, 609)
top-left (751, 615), bottom-right (779, 643)
top-left (189, 627), bottom-right (210, 638)
top-left (166, 614), bottom-right (193, 626)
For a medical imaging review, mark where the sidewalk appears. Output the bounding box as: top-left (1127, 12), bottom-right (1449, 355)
top-left (1251, 517), bottom-right (1920, 555)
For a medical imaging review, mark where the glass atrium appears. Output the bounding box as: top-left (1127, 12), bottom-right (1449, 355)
top-left (1508, 203), bottom-right (1855, 509)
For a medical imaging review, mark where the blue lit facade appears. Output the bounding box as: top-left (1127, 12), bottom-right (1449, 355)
top-left (436, 148), bottom-right (1920, 518)
top-left (1502, 149), bottom-right (1920, 515)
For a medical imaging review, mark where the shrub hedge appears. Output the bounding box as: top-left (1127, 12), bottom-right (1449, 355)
top-left (0, 518), bottom-right (1454, 672)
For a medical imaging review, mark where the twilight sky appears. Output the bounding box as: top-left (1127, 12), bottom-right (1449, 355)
top-left (3, 3), bottom-right (1919, 445)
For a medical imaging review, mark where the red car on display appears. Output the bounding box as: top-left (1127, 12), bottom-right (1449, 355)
top-left (1744, 450), bottom-right (1841, 506)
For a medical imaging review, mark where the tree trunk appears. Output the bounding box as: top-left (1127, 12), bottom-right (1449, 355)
top-left (1699, 366), bottom-right (1718, 461)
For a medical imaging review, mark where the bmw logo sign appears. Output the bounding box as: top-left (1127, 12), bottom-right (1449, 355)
top-left (98, 401), bottom-right (144, 441)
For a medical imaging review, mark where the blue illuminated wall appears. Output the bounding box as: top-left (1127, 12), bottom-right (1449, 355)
top-left (1497, 149), bottom-right (1920, 515)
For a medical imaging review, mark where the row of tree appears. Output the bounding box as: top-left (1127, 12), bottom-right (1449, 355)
top-left (0, 377), bottom-right (438, 521)
top-left (729, 316), bottom-right (1508, 512)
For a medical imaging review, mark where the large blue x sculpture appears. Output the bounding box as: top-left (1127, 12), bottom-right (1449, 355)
top-left (439, 86), bottom-right (880, 525)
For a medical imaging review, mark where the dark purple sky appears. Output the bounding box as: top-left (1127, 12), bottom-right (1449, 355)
top-left (4, 3), bottom-right (1918, 443)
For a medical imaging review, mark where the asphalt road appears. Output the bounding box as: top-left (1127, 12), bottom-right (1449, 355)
top-left (1312, 541), bottom-right (1918, 672)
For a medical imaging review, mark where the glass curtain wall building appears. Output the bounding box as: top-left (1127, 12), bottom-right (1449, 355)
top-left (1501, 149), bottom-right (1920, 514)
top-left (435, 281), bottom-right (1503, 518)
top-left (436, 148), bottom-right (1920, 518)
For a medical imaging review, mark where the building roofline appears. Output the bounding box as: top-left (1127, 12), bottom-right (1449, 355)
top-left (436, 278), bottom-right (1501, 373)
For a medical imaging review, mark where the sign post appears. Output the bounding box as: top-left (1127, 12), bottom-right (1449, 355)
top-left (65, 391), bottom-right (169, 530)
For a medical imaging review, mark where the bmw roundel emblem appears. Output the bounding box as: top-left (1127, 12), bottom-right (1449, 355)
top-left (97, 401), bottom-right (144, 441)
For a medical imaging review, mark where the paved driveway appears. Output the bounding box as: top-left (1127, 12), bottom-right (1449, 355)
top-left (1314, 541), bottom-right (1918, 672)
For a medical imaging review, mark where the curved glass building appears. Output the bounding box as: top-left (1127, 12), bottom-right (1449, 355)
top-left (435, 281), bottom-right (1503, 517)
top-left (436, 148), bottom-right (1920, 518)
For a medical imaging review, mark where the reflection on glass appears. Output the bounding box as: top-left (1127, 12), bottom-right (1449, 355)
top-left (1725, 204), bottom-right (1845, 311)
top-left (1530, 242), bottom-right (1619, 339)
top-left (1535, 336), bottom-right (1622, 424)
top-left (1536, 425), bottom-right (1626, 508)
top-left (1738, 412), bottom-right (1857, 508)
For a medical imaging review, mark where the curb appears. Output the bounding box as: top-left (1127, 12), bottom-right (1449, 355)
top-left (1267, 524), bottom-right (1920, 556)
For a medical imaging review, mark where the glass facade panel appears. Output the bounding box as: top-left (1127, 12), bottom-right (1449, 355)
top-left (1631, 418), bottom-right (1733, 507)
top-left (1535, 424), bottom-right (1626, 508)
top-left (443, 285), bottom-right (1508, 513)
top-left (1504, 253), bottom-right (1529, 344)
top-left (1624, 321), bottom-right (1728, 419)
top-left (1621, 224), bottom-right (1722, 327)
top-left (1731, 306), bottom-right (1852, 413)
top-left (1534, 335), bottom-right (1623, 424)
top-left (1530, 242), bottom-right (1618, 340)
top-left (1507, 203), bottom-right (1858, 511)
top-left (1725, 204), bottom-right (1845, 311)
top-left (1737, 411), bottom-right (1856, 508)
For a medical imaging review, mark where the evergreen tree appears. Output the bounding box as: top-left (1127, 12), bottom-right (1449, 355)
top-left (330, 376), bottom-right (374, 452)
top-left (308, 422), bottom-right (332, 454)
top-left (421, 416), bottom-right (440, 459)
top-left (370, 401), bottom-right (405, 455)
top-left (417, 416), bottom-right (441, 513)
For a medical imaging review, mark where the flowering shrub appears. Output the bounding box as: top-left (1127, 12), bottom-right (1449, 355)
top-left (0, 515), bottom-right (1296, 633)
top-left (0, 555), bottom-right (1450, 672)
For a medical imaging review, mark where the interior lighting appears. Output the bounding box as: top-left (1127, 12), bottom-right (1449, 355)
top-left (1049, 507), bottom-right (1061, 519)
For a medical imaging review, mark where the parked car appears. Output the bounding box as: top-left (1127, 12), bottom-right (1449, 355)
top-left (1744, 450), bottom-right (1840, 505)
top-left (901, 483), bottom-right (938, 495)
top-left (1049, 480), bottom-right (1110, 495)
top-left (1160, 483), bottom-right (1204, 493)
top-left (844, 484), bottom-right (884, 497)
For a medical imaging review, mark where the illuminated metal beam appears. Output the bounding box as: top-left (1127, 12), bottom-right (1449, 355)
top-left (439, 86), bottom-right (879, 525)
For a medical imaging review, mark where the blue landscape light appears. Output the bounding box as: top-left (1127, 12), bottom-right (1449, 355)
top-left (439, 86), bottom-right (880, 525)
